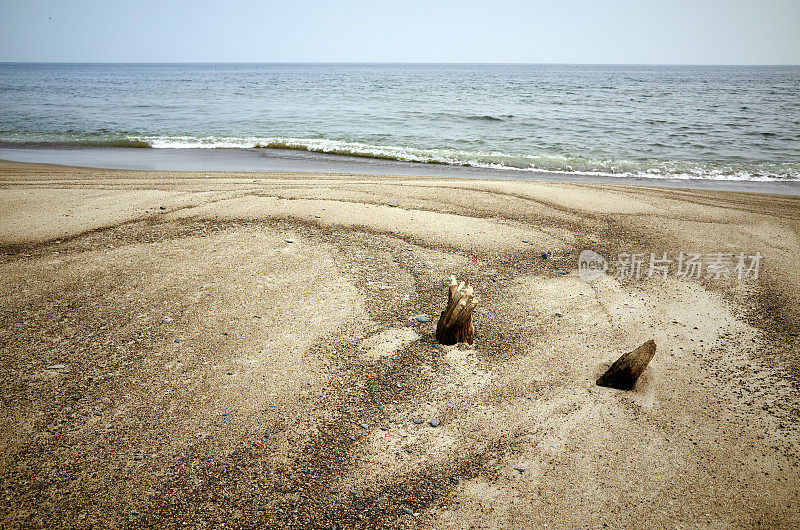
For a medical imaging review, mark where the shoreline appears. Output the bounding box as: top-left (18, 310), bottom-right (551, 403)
top-left (1, 159), bottom-right (798, 527)
top-left (2, 147), bottom-right (800, 196)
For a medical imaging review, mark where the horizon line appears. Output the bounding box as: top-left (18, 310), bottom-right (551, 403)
top-left (1, 60), bottom-right (798, 67)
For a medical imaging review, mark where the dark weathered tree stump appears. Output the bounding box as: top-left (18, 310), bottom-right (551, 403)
top-left (435, 275), bottom-right (477, 345)
top-left (596, 339), bottom-right (656, 390)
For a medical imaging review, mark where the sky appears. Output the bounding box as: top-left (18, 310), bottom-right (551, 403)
top-left (1, 0), bottom-right (798, 64)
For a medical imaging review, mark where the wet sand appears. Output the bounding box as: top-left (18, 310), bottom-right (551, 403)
top-left (1, 160), bottom-right (799, 528)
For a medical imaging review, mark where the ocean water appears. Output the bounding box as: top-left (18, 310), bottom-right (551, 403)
top-left (1, 63), bottom-right (798, 181)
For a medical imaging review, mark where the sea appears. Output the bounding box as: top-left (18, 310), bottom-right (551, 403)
top-left (1, 63), bottom-right (798, 182)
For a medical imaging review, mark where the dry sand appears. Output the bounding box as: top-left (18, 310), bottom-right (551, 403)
top-left (0, 160), bottom-right (798, 528)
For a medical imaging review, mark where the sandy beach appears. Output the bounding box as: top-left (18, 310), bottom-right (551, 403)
top-left (1, 159), bottom-right (799, 528)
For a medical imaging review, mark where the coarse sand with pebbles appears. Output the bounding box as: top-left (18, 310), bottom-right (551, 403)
top-left (1, 160), bottom-right (799, 528)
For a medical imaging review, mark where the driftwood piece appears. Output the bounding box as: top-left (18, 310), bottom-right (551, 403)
top-left (596, 339), bottom-right (656, 390)
top-left (435, 275), bottom-right (477, 345)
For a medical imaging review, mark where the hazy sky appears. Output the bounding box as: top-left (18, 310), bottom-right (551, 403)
top-left (1, 0), bottom-right (798, 64)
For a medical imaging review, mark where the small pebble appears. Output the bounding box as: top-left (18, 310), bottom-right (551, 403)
top-left (348, 435), bottom-right (356, 441)
top-left (412, 418), bottom-right (423, 424)
top-left (226, 372), bottom-right (233, 375)
top-left (359, 423), bottom-right (368, 429)
top-left (513, 467), bottom-right (525, 473)
top-left (414, 315), bottom-right (430, 323)
top-left (553, 270), bottom-right (566, 275)
top-left (555, 313), bottom-right (563, 318)
top-left (388, 203), bottom-right (399, 207)
top-left (429, 418), bottom-right (441, 427)
top-left (402, 507), bottom-right (413, 515)
top-left (174, 338), bottom-right (180, 343)
top-left (285, 238), bottom-right (296, 243)
top-left (541, 252), bottom-right (548, 259)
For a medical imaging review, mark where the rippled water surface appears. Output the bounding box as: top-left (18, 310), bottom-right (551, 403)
top-left (1, 63), bottom-right (798, 180)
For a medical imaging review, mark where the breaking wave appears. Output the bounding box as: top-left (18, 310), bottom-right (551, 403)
top-left (1, 134), bottom-right (798, 182)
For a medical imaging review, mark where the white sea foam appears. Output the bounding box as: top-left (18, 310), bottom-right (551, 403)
top-left (130, 135), bottom-right (799, 182)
